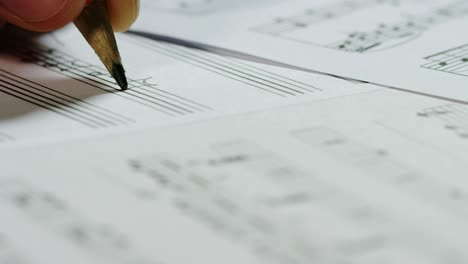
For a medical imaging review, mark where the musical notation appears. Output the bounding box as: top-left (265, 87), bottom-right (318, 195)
top-left (421, 43), bottom-right (468, 77)
top-left (142, 0), bottom-right (219, 14)
top-left (0, 133), bottom-right (14, 143)
top-left (0, 27), bottom-right (336, 145)
top-left (252, 0), bottom-right (468, 53)
top-left (0, 180), bottom-right (156, 264)
top-left (252, 0), bottom-right (386, 35)
top-left (328, 1), bottom-right (468, 53)
top-left (292, 126), bottom-right (468, 220)
top-left (129, 152), bottom-right (302, 263)
top-left (10, 44), bottom-right (209, 116)
top-left (0, 233), bottom-right (30, 264)
top-left (132, 37), bottom-right (320, 97)
top-left (417, 104), bottom-right (468, 139)
top-left (292, 127), bottom-right (419, 177)
top-left (128, 140), bottom-right (433, 264)
top-left (142, 0), bottom-right (273, 15)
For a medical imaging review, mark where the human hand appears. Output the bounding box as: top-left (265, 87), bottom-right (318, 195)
top-left (0, 0), bottom-right (139, 32)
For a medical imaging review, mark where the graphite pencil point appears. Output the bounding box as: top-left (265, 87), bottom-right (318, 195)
top-left (112, 63), bottom-right (128, 90)
top-left (74, 0), bottom-right (128, 91)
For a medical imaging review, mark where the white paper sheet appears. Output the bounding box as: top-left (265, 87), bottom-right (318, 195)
top-left (0, 25), bottom-right (372, 148)
top-left (2, 3), bottom-right (468, 263)
top-left (2, 88), bottom-right (468, 264)
top-left (134, 0), bottom-right (468, 102)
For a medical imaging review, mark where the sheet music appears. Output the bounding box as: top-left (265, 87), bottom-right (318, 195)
top-left (3, 1), bottom-right (468, 263)
top-left (134, 0), bottom-right (468, 102)
top-left (0, 25), bottom-right (372, 148)
top-left (2, 88), bottom-right (468, 264)
top-left (141, 0), bottom-right (277, 15)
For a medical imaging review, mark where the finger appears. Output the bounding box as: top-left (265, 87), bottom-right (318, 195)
top-left (107, 0), bottom-right (139, 32)
top-left (0, 0), bottom-right (86, 32)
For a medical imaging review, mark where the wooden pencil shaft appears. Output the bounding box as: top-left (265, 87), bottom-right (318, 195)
top-left (74, 0), bottom-right (125, 87)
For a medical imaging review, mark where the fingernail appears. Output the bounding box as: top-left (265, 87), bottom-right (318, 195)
top-left (133, 0), bottom-right (140, 22)
top-left (1, 0), bottom-right (68, 22)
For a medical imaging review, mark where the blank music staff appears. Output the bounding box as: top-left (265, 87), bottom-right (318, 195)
top-left (422, 43), bottom-right (468, 77)
top-left (11, 44), bottom-right (210, 116)
top-left (417, 104), bottom-right (468, 139)
top-left (133, 37), bottom-right (320, 97)
top-left (0, 69), bottom-right (134, 128)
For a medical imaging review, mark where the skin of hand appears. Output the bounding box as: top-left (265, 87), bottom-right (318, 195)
top-left (0, 0), bottom-right (139, 32)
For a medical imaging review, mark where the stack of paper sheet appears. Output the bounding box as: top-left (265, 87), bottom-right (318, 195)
top-left (1, 1), bottom-right (467, 263)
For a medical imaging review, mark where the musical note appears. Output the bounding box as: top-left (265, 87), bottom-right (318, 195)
top-left (291, 126), bottom-right (468, 219)
top-left (128, 140), bottom-right (434, 264)
top-left (331, 1), bottom-right (468, 53)
top-left (252, 0), bottom-right (468, 53)
top-left (417, 104), bottom-right (468, 139)
top-left (0, 180), bottom-right (157, 264)
top-left (142, 0), bottom-right (273, 15)
top-left (0, 133), bottom-right (14, 143)
top-left (0, 233), bottom-right (30, 264)
top-left (291, 127), bottom-right (423, 181)
top-left (422, 43), bottom-right (468, 77)
top-left (252, 0), bottom-right (388, 35)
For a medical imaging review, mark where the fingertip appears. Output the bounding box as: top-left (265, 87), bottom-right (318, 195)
top-left (107, 0), bottom-right (139, 32)
top-left (0, 0), bottom-right (87, 32)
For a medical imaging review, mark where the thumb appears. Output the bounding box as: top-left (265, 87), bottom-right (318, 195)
top-left (0, 0), bottom-right (86, 32)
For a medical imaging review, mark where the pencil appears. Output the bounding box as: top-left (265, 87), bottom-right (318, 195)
top-left (73, 0), bottom-right (128, 90)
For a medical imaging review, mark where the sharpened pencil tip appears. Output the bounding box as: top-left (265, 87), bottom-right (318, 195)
top-left (112, 63), bottom-right (128, 90)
